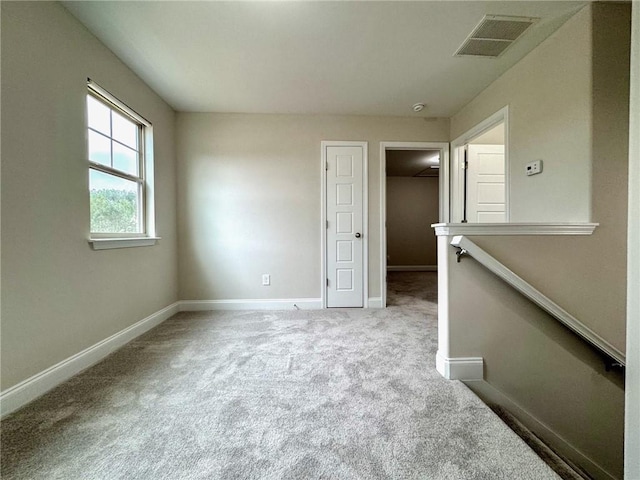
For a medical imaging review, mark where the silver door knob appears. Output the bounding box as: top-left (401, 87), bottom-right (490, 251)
top-left (355, 233), bottom-right (361, 238)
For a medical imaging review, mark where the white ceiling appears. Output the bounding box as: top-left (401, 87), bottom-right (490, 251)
top-left (62, 1), bottom-right (586, 117)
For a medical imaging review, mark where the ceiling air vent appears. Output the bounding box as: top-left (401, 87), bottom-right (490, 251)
top-left (454, 15), bottom-right (539, 58)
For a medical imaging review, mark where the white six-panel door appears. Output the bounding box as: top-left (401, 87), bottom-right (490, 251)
top-left (325, 145), bottom-right (364, 307)
top-left (466, 144), bottom-right (506, 223)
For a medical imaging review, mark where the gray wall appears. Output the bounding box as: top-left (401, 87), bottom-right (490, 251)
top-left (176, 113), bottom-right (449, 302)
top-left (386, 177), bottom-right (438, 267)
top-left (444, 240), bottom-right (625, 479)
top-left (1, 5), bottom-right (634, 475)
top-left (450, 2), bottom-right (629, 358)
top-left (445, 4), bottom-right (630, 478)
top-left (1, 2), bottom-right (179, 391)
top-left (451, 5), bottom-right (593, 223)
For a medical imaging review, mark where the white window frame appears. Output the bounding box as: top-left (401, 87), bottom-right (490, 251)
top-left (86, 80), bottom-right (159, 250)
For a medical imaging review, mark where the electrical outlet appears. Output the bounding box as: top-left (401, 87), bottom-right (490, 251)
top-left (262, 274), bottom-right (270, 286)
top-left (526, 160), bottom-right (543, 176)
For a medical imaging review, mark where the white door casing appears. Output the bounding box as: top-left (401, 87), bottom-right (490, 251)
top-left (323, 143), bottom-right (367, 308)
top-left (449, 106), bottom-right (509, 223)
top-left (466, 144), bottom-right (506, 223)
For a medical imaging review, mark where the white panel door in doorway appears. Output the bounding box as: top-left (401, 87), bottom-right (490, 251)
top-left (466, 144), bottom-right (506, 223)
top-left (326, 145), bottom-right (364, 307)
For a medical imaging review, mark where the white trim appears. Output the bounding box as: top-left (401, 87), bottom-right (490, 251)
top-left (87, 81), bottom-right (156, 239)
top-left (387, 265), bottom-right (437, 272)
top-left (465, 380), bottom-right (618, 480)
top-left (451, 235), bottom-right (625, 365)
top-left (626, 3), bottom-right (640, 477)
top-left (433, 223), bottom-right (598, 236)
top-left (144, 124), bottom-right (157, 238)
top-left (179, 298), bottom-right (323, 311)
top-left (88, 79), bottom-right (151, 126)
top-left (321, 143), bottom-right (327, 307)
top-left (363, 142), bottom-right (369, 308)
top-left (0, 302), bottom-right (179, 418)
top-left (435, 351), bottom-right (484, 380)
top-left (442, 143), bottom-right (451, 224)
top-left (367, 297), bottom-right (383, 308)
top-left (380, 141), bottom-right (449, 308)
top-left (321, 141), bottom-right (368, 309)
top-left (450, 145), bottom-right (465, 224)
top-left (449, 106), bottom-right (509, 223)
top-left (89, 237), bottom-right (161, 250)
top-left (436, 235), bottom-right (452, 372)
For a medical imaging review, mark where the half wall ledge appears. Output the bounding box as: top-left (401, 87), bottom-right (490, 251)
top-left (432, 223), bottom-right (598, 236)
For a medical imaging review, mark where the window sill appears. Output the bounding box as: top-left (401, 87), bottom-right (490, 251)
top-left (88, 237), bottom-right (160, 250)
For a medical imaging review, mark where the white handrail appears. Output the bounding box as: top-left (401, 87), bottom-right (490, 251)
top-left (451, 235), bottom-right (626, 366)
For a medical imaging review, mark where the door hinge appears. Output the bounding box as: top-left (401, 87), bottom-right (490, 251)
top-left (326, 278), bottom-right (329, 287)
top-left (326, 220), bottom-right (329, 229)
top-left (326, 161), bottom-right (329, 171)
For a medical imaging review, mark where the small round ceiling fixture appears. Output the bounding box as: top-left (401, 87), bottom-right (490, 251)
top-left (412, 103), bottom-right (425, 112)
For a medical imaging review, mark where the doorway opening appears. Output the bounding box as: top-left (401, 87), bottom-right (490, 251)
top-left (380, 142), bottom-right (448, 308)
top-left (450, 107), bottom-right (509, 223)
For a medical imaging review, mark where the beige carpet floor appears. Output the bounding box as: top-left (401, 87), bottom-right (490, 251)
top-left (1, 272), bottom-right (560, 479)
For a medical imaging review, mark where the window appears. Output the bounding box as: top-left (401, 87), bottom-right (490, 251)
top-left (86, 80), bottom-right (157, 249)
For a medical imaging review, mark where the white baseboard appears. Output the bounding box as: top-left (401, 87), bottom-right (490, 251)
top-left (387, 265), bottom-right (437, 272)
top-left (0, 302), bottom-right (180, 419)
top-left (436, 351), bottom-right (484, 380)
top-left (464, 380), bottom-right (618, 480)
top-left (1, 295), bottom-right (386, 418)
top-left (178, 298), bottom-right (323, 311)
top-left (367, 297), bottom-right (383, 308)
